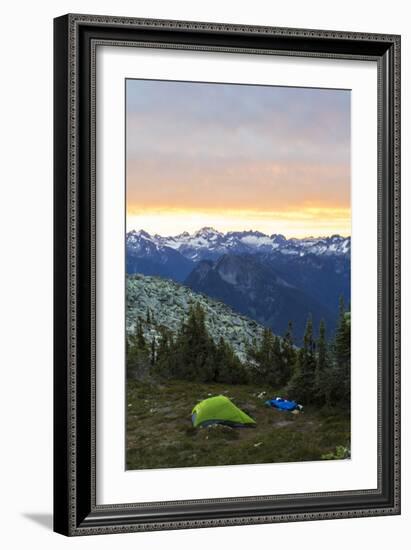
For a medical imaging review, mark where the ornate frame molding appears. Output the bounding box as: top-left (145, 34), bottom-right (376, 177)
top-left (54, 14), bottom-right (401, 536)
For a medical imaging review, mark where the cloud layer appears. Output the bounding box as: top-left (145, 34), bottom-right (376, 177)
top-left (126, 79), bottom-right (350, 237)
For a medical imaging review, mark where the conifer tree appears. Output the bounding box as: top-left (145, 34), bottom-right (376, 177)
top-left (126, 318), bottom-right (150, 380)
top-left (287, 315), bottom-right (317, 403)
top-left (248, 328), bottom-right (288, 387)
top-left (133, 318), bottom-right (147, 351)
top-left (271, 334), bottom-right (286, 385)
top-left (332, 296), bottom-right (351, 405)
top-left (260, 328), bottom-right (276, 373)
top-left (281, 321), bottom-right (297, 385)
top-left (215, 337), bottom-right (248, 384)
top-left (150, 337), bottom-right (156, 366)
top-left (314, 319), bottom-right (330, 405)
top-left (313, 298), bottom-right (351, 408)
top-left (172, 303), bottom-right (216, 382)
top-left (153, 328), bottom-right (173, 378)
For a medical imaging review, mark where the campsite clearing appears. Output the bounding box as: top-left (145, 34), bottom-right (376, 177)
top-left (126, 380), bottom-right (350, 470)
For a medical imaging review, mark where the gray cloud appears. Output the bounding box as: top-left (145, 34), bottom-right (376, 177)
top-left (126, 79), bottom-right (350, 210)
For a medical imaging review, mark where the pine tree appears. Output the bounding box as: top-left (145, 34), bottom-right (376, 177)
top-left (332, 296), bottom-right (351, 405)
top-left (281, 321), bottom-right (297, 386)
top-left (287, 315), bottom-right (317, 404)
top-left (314, 319), bottom-right (330, 405)
top-left (260, 328), bottom-right (276, 375)
top-left (150, 337), bottom-right (156, 366)
top-left (133, 318), bottom-right (147, 351)
top-left (271, 335), bottom-right (285, 385)
top-left (247, 328), bottom-right (289, 387)
top-left (311, 297), bottom-right (351, 408)
top-left (153, 328), bottom-right (173, 378)
top-left (172, 303), bottom-right (217, 382)
top-left (249, 328), bottom-right (271, 383)
top-left (126, 318), bottom-right (150, 380)
top-left (215, 337), bottom-right (248, 384)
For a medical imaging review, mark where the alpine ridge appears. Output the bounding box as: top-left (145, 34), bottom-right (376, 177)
top-left (126, 227), bottom-right (351, 263)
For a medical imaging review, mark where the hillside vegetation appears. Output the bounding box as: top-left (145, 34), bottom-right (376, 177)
top-left (127, 273), bottom-right (350, 408)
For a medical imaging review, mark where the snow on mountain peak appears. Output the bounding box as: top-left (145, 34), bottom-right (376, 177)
top-left (126, 228), bottom-right (350, 260)
top-left (132, 229), bottom-right (151, 239)
top-left (194, 227), bottom-right (222, 238)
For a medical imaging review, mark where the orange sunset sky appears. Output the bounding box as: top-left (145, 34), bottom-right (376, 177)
top-left (126, 79), bottom-right (351, 238)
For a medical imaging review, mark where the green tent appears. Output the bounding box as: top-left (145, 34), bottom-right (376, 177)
top-left (191, 395), bottom-right (256, 428)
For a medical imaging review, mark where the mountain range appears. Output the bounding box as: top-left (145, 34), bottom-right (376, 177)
top-left (126, 227), bottom-right (351, 341)
top-left (127, 227), bottom-right (350, 264)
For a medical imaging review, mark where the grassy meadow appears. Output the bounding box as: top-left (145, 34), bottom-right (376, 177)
top-left (126, 379), bottom-right (350, 470)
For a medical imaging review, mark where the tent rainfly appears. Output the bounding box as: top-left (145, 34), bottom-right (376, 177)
top-left (191, 395), bottom-right (256, 428)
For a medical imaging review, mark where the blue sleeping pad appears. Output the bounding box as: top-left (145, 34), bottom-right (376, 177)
top-left (265, 398), bottom-right (298, 411)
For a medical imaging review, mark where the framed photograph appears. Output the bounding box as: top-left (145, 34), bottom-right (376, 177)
top-left (53, 14), bottom-right (401, 536)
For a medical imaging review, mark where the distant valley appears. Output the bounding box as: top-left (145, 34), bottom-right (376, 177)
top-left (185, 254), bottom-right (336, 341)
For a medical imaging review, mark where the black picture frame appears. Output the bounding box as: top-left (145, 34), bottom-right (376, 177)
top-left (53, 13), bottom-right (401, 536)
